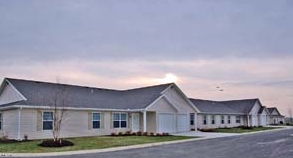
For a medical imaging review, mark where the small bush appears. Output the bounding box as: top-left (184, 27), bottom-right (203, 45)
top-left (111, 132), bottom-right (116, 136)
top-left (162, 133), bottom-right (170, 136)
top-left (118, 132), bottom-right (123, 136)
top-left (149, 132), bottom-right (154, 136)
top-left (131, 132), bottom-right (136, 136)
top-left (124, 131), bottom-right (131, 136)
top-left (241, 126), bottom-right (253, 129)
top-left (190, 128), bottom-right (195, 131)
top-left (39, 139), bottom-right (74, 147)
top-left (143, 132), bottom-right (148, 136)
top-left (136, 131), bottom-right (142, 136)
top-left (156, 133), bottom-right (162, 136)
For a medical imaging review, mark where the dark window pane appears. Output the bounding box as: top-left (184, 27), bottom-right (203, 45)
top-left (93, 121), bottom-right (100, 129)
top-left (121, 121), bottom-right (127, 128)
top-left (43, 112), bottom-right (53, 120)
top-left (0, 122), bottom-right (1, 130)
top-left (121, 114), bottom-right (127, 121)
top-left (43, 121), bottom-right (53, 130)
top-left (113, 121), bottom-right (120, 128)
top-left (190, 120), bottom-right (194, 125)
top-left (113, 113), bottom-right (120, 120)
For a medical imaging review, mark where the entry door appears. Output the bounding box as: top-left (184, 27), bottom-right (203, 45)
top-left (132, 113), bottom-right (140, 132)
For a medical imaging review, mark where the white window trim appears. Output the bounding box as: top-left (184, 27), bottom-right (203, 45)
top-left (113, 112), bottom-right (128, 128)
top-left (228, 116), bottom-right (231, 124)
top-left (0, 112), bottom-right (2, 130)
top-left (211, 115), bottom-right (215, 124)
top-left (203, 115), bottom-right (207, 125)
top-left (236, 116), bottom-right (241, 123)
top-left (190, 113), bottom-right (195, 125)
top-left (42, 111), bottom-right (54, 131)
top-left (221, 115), bottom-right (225, 124)
top-left (92, 112), bottom-right (101, 129)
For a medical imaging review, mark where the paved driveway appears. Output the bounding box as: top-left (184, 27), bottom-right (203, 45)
top-left (28, 128), bottom-right (293, 158)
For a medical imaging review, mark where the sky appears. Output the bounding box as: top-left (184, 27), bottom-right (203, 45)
top-left (0, 0), bottom-right (292, 116)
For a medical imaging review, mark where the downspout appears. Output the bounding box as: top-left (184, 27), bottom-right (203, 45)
top-left (17, 106), bottom-right (22, 141)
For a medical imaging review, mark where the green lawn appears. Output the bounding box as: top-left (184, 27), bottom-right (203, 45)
top-left (0, 136), bottom-right (194, 153)
top-left (212, 127), bottom-right (280, 133)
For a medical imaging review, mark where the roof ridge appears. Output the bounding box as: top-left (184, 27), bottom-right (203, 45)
top-left (123, 82), bottom-right (174, 91)
top-left (6, 77), bottom-right (122, 92)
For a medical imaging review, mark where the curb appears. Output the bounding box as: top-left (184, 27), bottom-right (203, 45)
top-left (0, 137), bottom-right (205, 157)
top-left (1, 127), bottom-right (292, 157)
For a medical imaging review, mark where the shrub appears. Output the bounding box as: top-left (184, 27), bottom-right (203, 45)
top-left (190, 128), bottom-right (195, 131)
top-left (111, 132), bottom-right (116, 136)
top-left (156, 133), bottom-right (162, 136)
top-left (124, 131), bottom-right (131, 136)
top-left (39, 139), bottom-right (74, 147)
top-left (143, 132), bottom-right (148, 136)
top-left (24, 134), bottom-right (28, 141)
top-left (162, 133), bottom-right (170, 136)
top-left (149, 132), bottom-right (154, 136)
top-left (131, 132), bottom-right (136, 136)
top-left (118, 132), bottom-right (123, 136)
top-left (136, 131), bottom-right (142, 136)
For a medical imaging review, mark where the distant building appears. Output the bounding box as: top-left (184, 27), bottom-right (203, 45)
top-left (267, 107), bottom-right (285, 124)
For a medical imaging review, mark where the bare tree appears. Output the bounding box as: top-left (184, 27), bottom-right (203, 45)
top-left (289, 107), bottom-right (293, 125)
top-left (45, 82), bottom-right (68, 142)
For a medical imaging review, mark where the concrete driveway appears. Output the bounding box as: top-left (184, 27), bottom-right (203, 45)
top-left (173, 131), bottom-right (240, 138)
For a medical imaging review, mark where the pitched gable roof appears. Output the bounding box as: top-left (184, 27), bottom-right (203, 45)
top-left (2, 78), bottom-right (173, 110)
top-left (267, 107), bottom-right (282, 116)
top-left (189, 98), bottom-right (259, 114)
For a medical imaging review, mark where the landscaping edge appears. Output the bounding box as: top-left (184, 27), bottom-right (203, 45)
top-left (1, 126), bottom-right (291, 157)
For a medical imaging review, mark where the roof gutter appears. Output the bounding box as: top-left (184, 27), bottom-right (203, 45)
top-left (0, 105), bottom-right (146, 112)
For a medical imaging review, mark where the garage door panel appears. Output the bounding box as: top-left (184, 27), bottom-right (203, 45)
top-left (177, 114), bottom-right (189, 132)
top-left (158, 113), bottom-right (175, 133)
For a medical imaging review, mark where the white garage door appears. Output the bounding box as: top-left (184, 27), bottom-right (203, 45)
top-left (158, 113), bottom-right (176, 133)
top-left (177, 114), bottom-right (189, 132)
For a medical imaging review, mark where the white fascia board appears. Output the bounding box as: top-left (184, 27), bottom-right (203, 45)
top-left (5, 79), bottom-right (27, 101)
top-left (198, 112), bottom-right (246, 115)
top-left (161, 83), bottom-right (199, 112)
top-left (0, 105), bottom-right (145, 112)
top-left (145, 95), bottom-right (164, 111)
top-left (161, 95), bottom-right (180, 112)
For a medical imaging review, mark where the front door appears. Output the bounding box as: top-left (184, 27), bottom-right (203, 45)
top-left (132, 113), bottom-right (140, 132)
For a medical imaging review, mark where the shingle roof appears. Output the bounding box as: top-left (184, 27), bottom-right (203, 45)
top-left (267, 107), bottom-right (282, 116)
top-left (189, 98), bottom-right (259, 114)
top-left (4, 78), bottom-right (173, 110)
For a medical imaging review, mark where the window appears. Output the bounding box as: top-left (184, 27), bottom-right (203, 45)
top-left (236, 116), bottom-right (241, 123)
top-left (228, 116), bottom-right (231, 124)
top-left (43, 112), bottom-right (53, 130)
top-left (0, 113), bottom-right (2, 130)
top-left (211, 115), bottom-right (215, 124)
top-left (92, 113), bottom-right (101, 129)
top-left (221, 115), bottom-right (225, 124)
top-left (190, 113), bottom-right (195, 125)
top-left (203, 115), bottom-right (207, 125)
top-left (113, 113), bottom-right (127, 128)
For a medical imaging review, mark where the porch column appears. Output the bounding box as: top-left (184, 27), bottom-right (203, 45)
top-left (247, 115), bottom-right (250, 127)
top-left (143, 110), bottom-right (147, 132)
top-left (17, 107), bottom-right (22, 141)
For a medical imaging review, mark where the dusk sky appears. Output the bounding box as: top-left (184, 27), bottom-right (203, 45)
top-left (0, 0), bottom-right (292, 116)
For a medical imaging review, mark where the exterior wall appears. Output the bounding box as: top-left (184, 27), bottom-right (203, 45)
top-left (147, 87), bottom-right (197, 132)
top-left (4, 108), bottom-right (137, 140)
top-left (270, 116), bottom-right (285, 124)
top-left (258, 110), bottom-right (269, 126)
top-left (197, 114), bottom-right (244, 129)
top-left (249, 102), bottom-right (262, 126)
top-left (1, 109), bottom-right (19, 139)
top-left (0, 83), bottom-right (23, 105)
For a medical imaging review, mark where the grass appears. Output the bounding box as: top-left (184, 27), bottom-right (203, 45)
top-left (0, 136), bottom-right (194, 153)
top-left (212, 127), bottom-right (280, 133)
